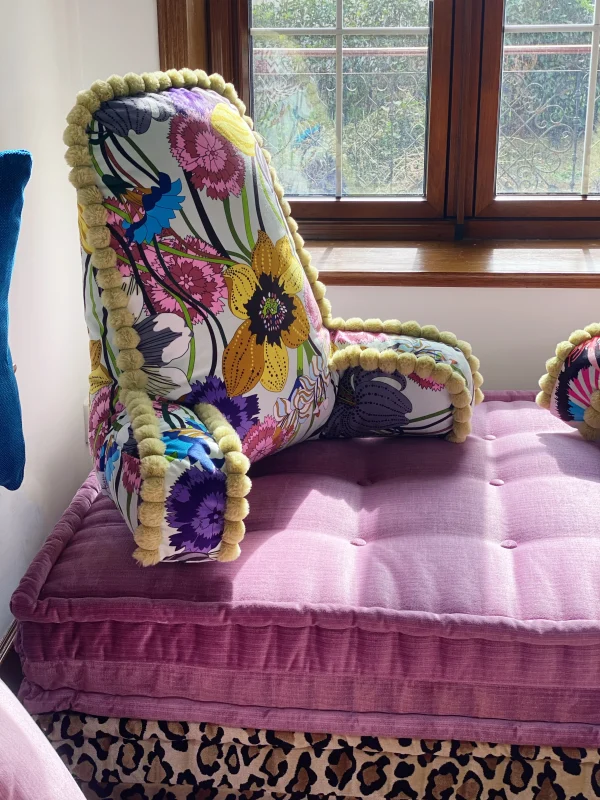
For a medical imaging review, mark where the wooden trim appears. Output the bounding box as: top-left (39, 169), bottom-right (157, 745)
top-left (465, 219), bottom-right (600, 238)
top-left (157, 0), bottom-right (208, 71)
top-left (207, 0), bottom-right (250, 106)
top-left (0, 620), bottom-right (16, 665)
top-left (425, 0), bottom-right (454, 215)
top-left (446, 0), bottom-right (483, 219)
top-left (477, 197), bottom-right (600, 219)
top-left (290, 198), bottom-right (439, 221)
top-left (473, 0), bottom-right (505, 215)
top-left (299, 221), bottom-right (455, 240)
top-left (310, 239), bottom-right (600, 287)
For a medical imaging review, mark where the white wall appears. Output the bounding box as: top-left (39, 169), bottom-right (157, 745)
top-left (0, 0), bottom-right (159, 637)
top-left (328, 286), bottom-right (600, 390)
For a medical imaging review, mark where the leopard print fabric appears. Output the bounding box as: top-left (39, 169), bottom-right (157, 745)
top-left (35, 712), bottom-right (599, 799)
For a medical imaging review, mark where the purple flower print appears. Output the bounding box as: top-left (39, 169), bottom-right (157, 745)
top-left (186, 376), bottom-right (259, 439)
top-left (166, 467), bottom-right (226, 553)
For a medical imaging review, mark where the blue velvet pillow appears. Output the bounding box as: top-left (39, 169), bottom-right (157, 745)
top-left (0, 150), bottom-right (32, 490)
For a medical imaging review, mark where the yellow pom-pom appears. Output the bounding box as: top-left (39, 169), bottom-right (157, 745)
top-left (115, 327), bottom-right (141, 350)
top-left (95, 269), bottom-right (123, 290)
top-left (545, 356), bottom-right (563, 378)
top-left (379, 350), bottom-right (397, 374)
top-left (134, 524), bottom-right (162, 550)
top-left (401, 321), bottom-right (422, 337)
top-left (119, 369), bottom-right (148, 391)
top-left (473, 371), bottom-right (484, 389)
top-left (140, 455), bottom-right (168, 479)
top-left (223, 520), bottom-right (246, 544)
top-left (140, 477), bottom-right (166, 503)
top-left (452, 390), bottom-right (472, 409)
top-left (382, 319), bottom-right (403, 335)
top-left (345, 345), bottom-right (362, 368)
top-left (363, 318), bottom-right (383, 333)
top-left (101, 287), bottom-right (129, 311)
top-left (555, 341), bottom-right (575, 360)
top-left (132, 547), bottom-right (161, 567)
top-left (137, 438), bottom-right (166, 459)
top-left (474, 388), bottom-right (485, 405)
top-left (194, 69), bottom-right (210, 88)
top-left (579, 422), bottom-right (600, 441)
top-left (584, 323), bottom-right (600, 338)
top-left (142, 72), bottom-right (161, 92)
top-left (421, 325), bottom-right (440, 341)
top-left (117, 349), bottom-right (144, 371)
top-left (87, 226), bottom-right (111, 249)
top-left (590, 390), bottom-right (600, 413)
top-left (569, 329), bottom-right (591, 346)
top-left (225, 451), bottom-right (250, 474)
top-left (91, 79), bottom-right (114, 102)
top-left (124, 72), bottom-right (145, 94)
top-left (107, 75), bottom-right (128, 97)
top-left (224, 497), bottom-right (250, 522)
top-left (92, 248), bottom-right (117, 270)
top-left (431, 363), bottom-right (453, 384)
top-left (467, 355), bottom-right (480, 373)
top-left (217, 541), bottom-right (242, 562)
top-left (227, 474), bottom-right (252, 498)
top-left (63, 125), bottom-right (89, 147)
top-left (396, 353), bottom-right (417, 375)
top-left (166, 69), bottom-right (184, 88)
top-left (107, 308), bottom-right (135, 330)
top-left (439, 331), bottom-right (458, 347)
top-left (66, 104), bottom-right (92, 127)
top-left (77, 185), bottom-right (103, 205)
top-left (344, 318), bottom-right (364, 332)
top-left (304, 266), bottom-right (319, 283)
top-left (209, 73), bottom-right (227, 93)
top-left (446, 374), bottom-right (466, 395)
top-left (76, 89), bottom-right (101, 112)
top-left (311, 281), bottom-right (327, 301)
top-left (219, 434), bottom-right (242, 454)
top-left (538, 373), bottom-right (556, 394)
top-left (415, 356), bottom-right (436, 379)
top-left (451, 420), bottom-right (471, 440)
top-left (359, 348), bottom-right (379, 371)
top-left (69, 165), bottom-right (97, 189)
top-left (180, 68), bottom-right (198, 87)
top-left (584, 406), bottom-right (600, 429)
top-left (453, 405), bottom-right (472, 423)
top-left (138, 502), bottom-right (165, 527)
top-left (457, 340), bottom-right (472, 358)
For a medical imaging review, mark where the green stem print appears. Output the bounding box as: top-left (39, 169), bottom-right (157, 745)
top-left (157, 242), bottom-right (234, 267)
top-left (297, 343), bottom-right (304, 378)
top-left (89, 258), bottom-right (118, 374)
top-left (124, 135), bottom-right (160, 178)
top-left (223, 197), bottom-right (252, 262)
top-left (241, 185), bottom-right (255, 250)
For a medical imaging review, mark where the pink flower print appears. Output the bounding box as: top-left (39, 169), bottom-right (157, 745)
top-left (332, 330), bottom-right (387, 346)
top-left (139, 236), bottom-right (227, 324)
top-left (242, 416), bottom-right (285, 462)
top-left (169, 115), bottom-right (245, 200)
top-left (121, 453), bottom-right (141, 494)
top-left (89, 386), bottom-right (111, 464)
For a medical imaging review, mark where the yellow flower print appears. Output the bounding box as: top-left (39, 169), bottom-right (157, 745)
top-left (89, 340), bottom-right (113, 395)
top-left (222, 232), bottom-right (310, 396)
top-left (78, 204), bottom-right (93, 255)
top-left (211, 103), bottom-right (256, 157)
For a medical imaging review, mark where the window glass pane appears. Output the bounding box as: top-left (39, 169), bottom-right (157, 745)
top-left (342, 35), bottom-right (429, 195)
top-left (251, 0), bottom-right (336, 29)
top-left (591, 67), bottom-right (600, 193)
top-left (505, 0), bottom-right (593, 26)
top-left (252, 35), bottom-right (337, 195)
top-left (497, 32), bottom-right (592, 194)
top-left (343, 0), bottom-right (430, 28)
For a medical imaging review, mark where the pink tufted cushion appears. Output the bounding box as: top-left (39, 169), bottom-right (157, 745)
top-left (12, 392), bottom-right (600, 747)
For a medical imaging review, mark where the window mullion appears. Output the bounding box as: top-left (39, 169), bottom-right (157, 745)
top-left (581, 2), bottom-right (600, 195)
top-left (336, 0), bottom-right (343, 198)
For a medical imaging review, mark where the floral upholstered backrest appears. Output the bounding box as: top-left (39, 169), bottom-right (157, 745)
top-left (75, 71), bottom-right (336, 470)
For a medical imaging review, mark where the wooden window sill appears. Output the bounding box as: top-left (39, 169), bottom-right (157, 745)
top-left (307, 240), bottom-right (600, 288)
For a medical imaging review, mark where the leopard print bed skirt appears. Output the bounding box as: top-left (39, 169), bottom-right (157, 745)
top-left (35, 712), bottom-right (600, 799)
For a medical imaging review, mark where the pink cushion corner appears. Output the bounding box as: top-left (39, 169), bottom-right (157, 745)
top-left (12, 391), bottom-right (600, 746)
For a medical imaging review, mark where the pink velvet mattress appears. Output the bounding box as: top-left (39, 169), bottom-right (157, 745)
top-left (12, 391), bottom-right (600, 747)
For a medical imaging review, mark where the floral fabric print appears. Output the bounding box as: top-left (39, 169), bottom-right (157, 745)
top-left (325, 332), bottom-right (475, 438)
top-left (82, 84), bottom-right (334, 561)
top-left (551, 335), bottom-right (600, 425)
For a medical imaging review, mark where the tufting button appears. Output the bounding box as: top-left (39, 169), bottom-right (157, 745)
top-left (350, 538), bottom-right (367, 547)
top-left (501, 539), bottom-right (517, 549)
top-left (490, 479), bottom-right (504, 486)
top-left (484, 434), bottom-right (496, 441)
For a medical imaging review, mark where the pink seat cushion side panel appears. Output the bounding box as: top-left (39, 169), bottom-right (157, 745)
top-left (12, 392), bottom-right (600, 746)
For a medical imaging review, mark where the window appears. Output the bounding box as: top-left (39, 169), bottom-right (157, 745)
top-left (158, 0), bottom-right (600, 239)
top-left (250, 0), bottom-right (431, 198)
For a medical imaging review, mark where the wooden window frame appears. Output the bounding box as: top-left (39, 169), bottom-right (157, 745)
top-left (157, 0), bottom-right (600, 240)
top-left (472, 0), bottom-right (600, 226)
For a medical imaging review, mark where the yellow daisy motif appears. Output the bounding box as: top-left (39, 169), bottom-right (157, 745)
top-left (222, 232), bottom-right (310, 396)
top-left (89, 340), bottom-right (113, 395)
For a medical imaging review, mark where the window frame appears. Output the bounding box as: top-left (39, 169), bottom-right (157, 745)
top-left (473, 0), bottom-right (600, 221)
top-left (156, 0), bottom-right (600, 240)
